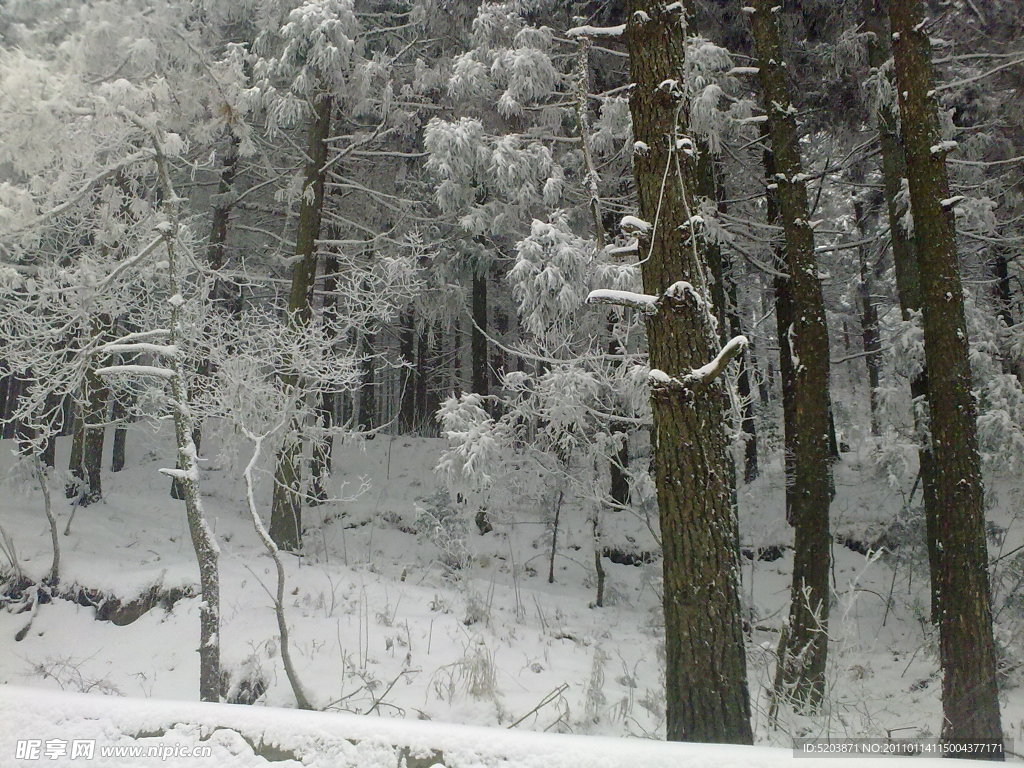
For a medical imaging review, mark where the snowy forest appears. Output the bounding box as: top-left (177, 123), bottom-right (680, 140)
top-left (1, 0), bottom-right (1023, 764)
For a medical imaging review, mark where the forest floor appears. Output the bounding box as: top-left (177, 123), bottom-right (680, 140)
top-left (1, 425), bottom-right (1023, 763)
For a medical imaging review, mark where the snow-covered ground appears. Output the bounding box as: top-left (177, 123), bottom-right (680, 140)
top-left (2, 684), bottom-right (999, 768)
top-left (1, 426), bottom-right (1023, 765)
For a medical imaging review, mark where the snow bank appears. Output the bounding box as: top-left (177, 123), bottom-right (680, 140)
top-left (0, 686), bottom-right (987, 768)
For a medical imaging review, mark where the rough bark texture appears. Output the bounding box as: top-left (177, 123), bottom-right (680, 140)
top-left (750, 0), bottom-right (832, 711)
top-left (269, 94), bottom-right (332, 552)
top-left (888, 0), bottom-right (1004, 752)
top-left (624, 1), bottom-right (752, 744)
top-left (862, 0), bottom-right (941, 618)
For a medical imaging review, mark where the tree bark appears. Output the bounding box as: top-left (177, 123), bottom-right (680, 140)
top-left (622, 1), bottom-right (752, 744)
top-left (471, 269), bottom-right (489, 398)
top-left (750, 0), bottom-right (832, 711)
top-left (111, 395), bottom-right (128, 473)
top-left (862, 0), bottom-right (942, 619)
top-left (71, 322), bottom-right (110, 506)
top-left (136, 118), bottom-right (221, 703)
top-left (269, 93), bottom-right (333, 552)
top-left (888, 0), bottom-right (1004, 752)
top-left (853, 200), bottom-right (882, 436)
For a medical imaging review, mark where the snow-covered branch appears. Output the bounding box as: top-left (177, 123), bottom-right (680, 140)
top-left (565, 24), bottom-right (625, 38)
top-left (94, 364), bottom-right (176, 380)
top-left (98, 343), bottom-right (178, 358)
top-left (686, 335), bottom-right (748, 385)
top-left (586, 289), bottom-right (659, 314)
top-left (104, 329), bottom-right (171, 346)
top-left (2, 150), bottom-right (154, 239)
top-left (648, 336), bottom-right (748, 391)
top-left (95, 236), bottom-right (165, 290)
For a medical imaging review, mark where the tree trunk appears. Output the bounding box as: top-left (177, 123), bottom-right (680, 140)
top-left (415, 324), bottom-right (430, 431)
top-left (853, 200), bottom-right (882, 436)
top-left (172, 135), bottom-right (241, 499)
top-left (269, 93), bottom-right (332, 552)
top-left (399, 307), bottom-right (416, 431)
top-left (731, 293), bottom-right (759, 483)
top-left (308, 253), bottom-right (339, 506)
top-left (623, 1), bottom-right (752, 744)
top-left (888, 0), bottom-right (1004, 752)
top-left (142, 122), bottom-right (221, 703)
top-left (66, 411), bottom-right (84, 499)
top-left (750, 0), bottom-right (832, 711)
top-left (471, 269), bottom-right (489, 398)
top-left (358, 332), bottom-right (376, 434)
top-left (72, 325), bottom-right (110, 506)
top-left (862, 0), bottom-right (942, 620)
top-left (111, 396), bottom-right (127, 473)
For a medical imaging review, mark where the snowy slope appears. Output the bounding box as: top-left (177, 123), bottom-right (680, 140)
top-left (0, 428), bottom-right (1022, 755)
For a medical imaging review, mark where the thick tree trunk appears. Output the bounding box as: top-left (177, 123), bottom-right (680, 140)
top-left (888, 0), bottom-right (1004, 752)
top-left (269, 93), bottom-right (332, 552)
top-left (750, 0), bottom-right (832, 711)
top-left (623, 1), bottom-right (752, 744)
top-left (862, 0), bottom-right (942, 619)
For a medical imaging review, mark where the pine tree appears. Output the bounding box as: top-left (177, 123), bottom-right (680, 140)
top-left (619, 0), bottom-right (752, 744)
top-left (748, 0), bottom-right (832, 711)
top-left (888, 0), bottom-right (1004, 753)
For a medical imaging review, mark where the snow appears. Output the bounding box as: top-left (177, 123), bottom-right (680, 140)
top-left (1, 428), bottom-right (1022, 765)
top-left (98, 342), bottom-right (178, 358)
top-left (94, 364), bottom-right (176, 380)
top-left (664, 281), bottom-right (704, 306)
top-left (565, 25), bottom-right (625, 39)
top-left (647, 369), bottom-right (673, 385)
top-left (0, 685), bottom-right (985, 768)
top-left (619, 215), bottom-right (651, 232)
top-left (930, 140), bottom-right (958, 155)
top-left (586, 289), bottom-right (659, 313)
top-left (689, 335), bottom-right (748, 384)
